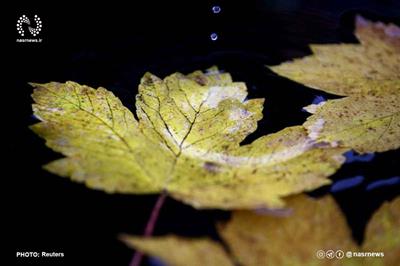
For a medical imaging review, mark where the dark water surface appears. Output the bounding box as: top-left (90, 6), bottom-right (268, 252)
top-left (9, 1), bottom-right (400, 265)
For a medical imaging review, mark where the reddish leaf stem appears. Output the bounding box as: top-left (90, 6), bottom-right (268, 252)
top-left (129, 190), bottom-right (167, 266)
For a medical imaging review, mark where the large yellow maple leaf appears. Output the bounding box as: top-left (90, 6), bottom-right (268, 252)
top-left (30, 68), bottom-right (345, 209)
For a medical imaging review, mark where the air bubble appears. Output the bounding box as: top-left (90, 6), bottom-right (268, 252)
top-left (210, 33), bottom-right (218, 41)
top-left (212, 6), bottom-right (221, 14)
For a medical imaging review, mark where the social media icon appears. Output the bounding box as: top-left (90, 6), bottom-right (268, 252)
top-left (326, 250), bottom-right (335, 259)
top-left (316, 250), bottom-right (325, 259)
top-left (336, 250), bottom-right (344, 259)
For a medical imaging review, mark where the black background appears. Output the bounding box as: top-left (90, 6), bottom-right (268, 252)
top-left (8, 1), bottom-right (400, 265)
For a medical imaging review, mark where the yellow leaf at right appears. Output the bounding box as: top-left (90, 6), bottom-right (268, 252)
top-left (303, 94), bottom-right (400, 153)
top-left (270, 16), bottom-right (400, 153)
top-left (270, 15), bottom-right (400, 97)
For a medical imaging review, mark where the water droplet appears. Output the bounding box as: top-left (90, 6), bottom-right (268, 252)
top-left (212, 6), bottom-right (221, 14)
top-left (312, 95), bottom-right (326, 105)
top-left (330, 176), bottom-right (364, 193)
top-left (344, 150), bottom-right (375, 163)
top-left (366, 176), bottom-right (400, 191)
top-left (210, 33), bottom-right (218, 41)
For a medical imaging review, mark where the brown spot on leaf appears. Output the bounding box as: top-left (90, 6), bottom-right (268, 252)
top-left (193, 75), bottom-right (207, 86)
top-left (203, 161), bottom-right (221, 173)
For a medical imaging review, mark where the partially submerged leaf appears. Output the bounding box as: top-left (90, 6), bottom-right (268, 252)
top-left (269, 16), bottom-right (400, 97)
top-left (218, 195), bottom-right (355, 266)
top-left (31, 68), bottom-right (345, 209)
top-left (303, 94), bottom-right (400, 153)
top-left (121, 235), bottom-right (233, 266)
top-left (125, 196), bottom-right (400, 266)
top-left (221, 196), bottom-right (400, 265)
